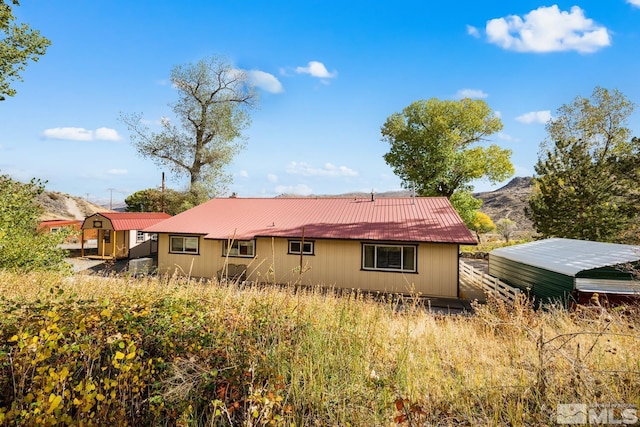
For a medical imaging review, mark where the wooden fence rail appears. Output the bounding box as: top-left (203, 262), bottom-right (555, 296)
top-left (459, 261), bottom-right (521, 303)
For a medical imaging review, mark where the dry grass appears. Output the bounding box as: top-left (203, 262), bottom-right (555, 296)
top-left (1, 270), bottom-right (639, 425)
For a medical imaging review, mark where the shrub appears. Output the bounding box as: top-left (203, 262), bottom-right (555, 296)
top-left (0, 175), bottom-right (70, 272)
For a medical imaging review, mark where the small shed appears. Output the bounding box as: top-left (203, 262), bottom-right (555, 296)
top-left (489, 238), bottom-right (640, 305)
top-left (38, 219), bottom-right (84, 243)
top-left (81, 212), bottom-right (171, 259)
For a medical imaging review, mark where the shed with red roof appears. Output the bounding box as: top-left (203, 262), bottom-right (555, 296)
top-left (144, 197), bottom-right (476, 297)
top-left (81, 212), bottom-right (171, 259)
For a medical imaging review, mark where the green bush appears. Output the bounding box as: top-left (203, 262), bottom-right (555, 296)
top-left (0, 175), bottom-right (69, 272)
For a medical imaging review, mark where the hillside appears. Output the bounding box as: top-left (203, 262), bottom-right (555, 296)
top-left (475, 176), bottom-right (535, 236)
top-left (37, 191), bottom-right (111, 220)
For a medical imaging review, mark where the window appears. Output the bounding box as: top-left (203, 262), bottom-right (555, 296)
top-left (223, 240), bottom-right (255, 257)
top-left (136, 231), bottom-right (145, 243)
top-left (104, 230), bottom-right (111, 243)
top-left (170, 235), bottom-right (199, 254)
top-left (50, 227), bottom-right (62, 233)
top-left (288, 240), bottom-right (314, 255)
top-left (362, 244), bottom-right (416, 272)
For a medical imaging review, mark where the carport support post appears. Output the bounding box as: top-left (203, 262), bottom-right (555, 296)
top-left (113, 230), bottom-right (117, 259)
top-left (81, 229), bottom-right (85, 257)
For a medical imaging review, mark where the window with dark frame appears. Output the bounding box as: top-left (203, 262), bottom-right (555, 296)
top-left (288, 240), bottom-right (314, 255)
top-left (169, 235), bottom-right (199, 254)
top-left (362, 243), bottom-right (416, 272)
top-left (223, 240), bottom-right (255, 257)
top-left (104, 230), bottom-right (111, 243)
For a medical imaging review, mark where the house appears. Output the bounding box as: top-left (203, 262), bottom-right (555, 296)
top-left (489, 238), bottom-right (640, 306)
top-left (38, 219), bottom-right (95, 243)
top-left (143, 197), bottom-right (477, 297)
top-left (81, 212), bottom-right (171, 259)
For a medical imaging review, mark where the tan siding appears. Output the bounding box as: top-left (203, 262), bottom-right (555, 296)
top-left (157, 235), bottom-right (219, 279)
top-left (157, 234), bottom-right (459, 297)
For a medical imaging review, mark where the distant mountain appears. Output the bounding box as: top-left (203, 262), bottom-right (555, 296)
top-left (37, 191), bottom-right (111, 221)
top-left (474, 177), bottom-right (535, 235)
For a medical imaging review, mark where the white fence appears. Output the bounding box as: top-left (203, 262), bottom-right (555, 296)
top-left (460, 260), bottom-right (521, 303)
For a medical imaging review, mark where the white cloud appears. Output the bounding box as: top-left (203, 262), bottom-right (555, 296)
top-left (94, 127), bottom-right (122, 141)
top-left (486, 5), bottom-right (610, 53)
top-left (286, 161), bottom-right (358, 177)
top-left (247, 70), bottom-right (284, 94)
top-left (107, 169), bottom-right (128, 175)
top-left (496, 132), bottom-right (518, 142)
top-left (494, 111), bottom-right (502, 118)
top-left (238, 170), bottom-right (249, 179)
top-left (267, 173), bottom-right (278, 183)
top-left (275, 184), bottom-right (313, 196)
top-left (515, 110), bottom-right (552, 124)
top-left (455, 88), bottom-right (488, 99)
top-left (628, 0), bottom-right (640, 7)
top-left (466, 25), bottom-right (480, 38)
top-left (295, 61), bottom-right (337, 79)
top-left (43, 127), bottom-right (122, 141)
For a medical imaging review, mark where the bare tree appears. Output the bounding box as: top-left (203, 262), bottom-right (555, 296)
top-left (121, 56), bottom-right (257, 199)
top-left (496, 218), bottom-right (517, 243)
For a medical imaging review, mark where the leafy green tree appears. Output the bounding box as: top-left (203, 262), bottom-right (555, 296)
top-left (0, 0), bottom-right (50, 100)
top-left (381, 98), bottom-right (512, 197)
top-left (527, 87), bottom-right (640, 243)
top-left (0, 175), bottom-right (70, 272)
top-left (449, 190), bottom-right (483, 229)
top-left (470, 211), bottom-right (495, 242)
top-left (125, 188), bottom-right (194, 216)
top-left (381, 98), bottom-right (513, 221)
top-left (121, 56), bottom-right (257, 200)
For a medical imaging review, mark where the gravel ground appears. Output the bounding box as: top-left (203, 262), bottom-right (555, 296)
top-left (65, 257), bottom-right (130, 274)
top-left (65, 257), bottom-right (107, 272)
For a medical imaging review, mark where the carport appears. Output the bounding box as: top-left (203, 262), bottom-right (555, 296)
top-left (489, 238), bottom-right (640, 305)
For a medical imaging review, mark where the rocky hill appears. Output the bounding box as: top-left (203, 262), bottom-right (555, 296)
top-left (37, 191), bottom-right (110, 221)
top-left (475, 176), bottom-right (535, 236)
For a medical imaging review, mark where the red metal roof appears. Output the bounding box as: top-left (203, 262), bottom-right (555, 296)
top-left (39, 219), bottom-right (82, 227)
top-left (84, 212), bottom-right (171, 231)
top-left (143, 197), bottom-right (477, 245)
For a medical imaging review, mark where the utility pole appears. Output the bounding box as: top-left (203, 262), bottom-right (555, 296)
top-left (108, 188), bottom-right (115, 210)
top-left (161, 172), bottom-right (165, 213)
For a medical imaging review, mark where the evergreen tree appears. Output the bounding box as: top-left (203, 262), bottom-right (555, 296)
top-left (527, 88), bottom-right (640, 243)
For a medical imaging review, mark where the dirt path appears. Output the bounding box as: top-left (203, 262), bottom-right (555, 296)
top-left (65, 198), bottom-right (86, 220)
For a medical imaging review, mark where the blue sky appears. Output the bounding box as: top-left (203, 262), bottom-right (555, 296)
top-left (2, 1), bottom-right (639, 205)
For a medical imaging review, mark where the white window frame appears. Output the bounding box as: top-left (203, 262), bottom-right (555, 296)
top-left (223, 240), bottom-right (255, 258)
top-left (362, 243), bottom-right (417, 273)
top-left (288, 240), bottom-right (314, 255)
top-left (136, 231), bottom-right (145, 243)
top-left (169, 235), bottom-right (200, 254)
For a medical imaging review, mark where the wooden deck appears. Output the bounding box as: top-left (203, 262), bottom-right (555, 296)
top-left (84, 255), bottom-right (115, 260)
